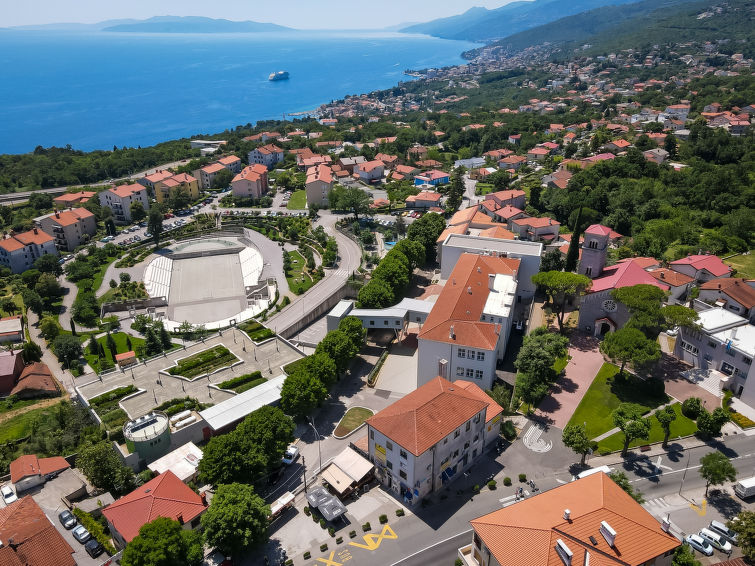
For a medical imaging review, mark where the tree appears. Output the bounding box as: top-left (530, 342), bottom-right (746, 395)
top-left (446, 171), bottom-right (464, 211)
top-left (201, 483), bottom-right (270, 557)
top-left (562, 423), bottom-right (592, 466)
top-left (199, 433), bottom-right (266, 487)
top-left (21, 289), bottom-right (44, 317)
top-left (372, 251), bottom-right (410, 295)
top-left (121, 517), bottom-right (202, 566)
top-left (145, 326), bottom-right (162, 356)
top-left (235, 406), bottom-right (295, 469)
top-left (40, 316), bottom-right (61, 340)
top-left (670, 544), bottom-right (701, 566)
top-left (696, 407), bottom-right (729, 439)
top-left (611, 285), bottom-right (696, 339)
top-left (130, 201), bottom-right (146, 222)
top-left (486, 383), bottom-right (512, 411)
top-left (316, 329), bottom-right (358, 374)
top-left (109, 278), bottom-right (118, 289)
top-left (699, 451), bottom-right (736, 496)
top-left (178, 320), bottom-right (194, 342)
top-left (34, 253), bottom-right (63, 277)
top-left (728, 511), bottom-right (755, 563)
top-left (357, 278), bottom-right (395, 309)
top-left (120, 272), bottom-right (131, 284)
top-left (148, 205), bottom-right (164, 247)
top-left (168, 187), bottom-right (193, 210)
top-left (531, 271), bottom-right (592, 332)
top-left (297, 351), bottom-right (338, 388)
top-left (280, 369), bottom-right (328, 419)
top-left (564, 206), bottom-right (583, 272)
top-left (157, 321), bottom-right (172, 350)
top-left (34, 273), bottom-right (63, 303)
top-left (406, 212), bottom-right (446, 261)
top-left (600, 327), bottom-right (661, 376)
top-left (330, 186), bottom-right (371, 221)
top-left (655, 405), bottom-right (677, 448)
top-left (516, 371), bottom-right (550, 408)
top-left (70, 319), bottom-right (77, 337)
top-left (77, 441), bottom-right (135, 495)
top-left (106, 332), bottom-right (117, 359)
top-left (392, 239), bottom-right (425, 269)
top-left (21, 341), bottom-right (43, 363)
top-left (540, 248), bottom-right (565, 272)
top-left (338, 316), bottom-right (366, 351)
top-left (612, 403), bottom-right (651, 457)
top-left (608, 471), bottom-right (645, 503)
top-left (1, 298), bottom-right (17, 316)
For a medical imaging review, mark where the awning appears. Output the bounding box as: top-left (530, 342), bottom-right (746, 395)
top-left (306, 486), bottom-right (331, 509)
top-left (331, 447), bottom-right (374, 484)
top-left (322, 464), bottom-right (354, 496)
top-left (319, 498), bottom-right (347, 522)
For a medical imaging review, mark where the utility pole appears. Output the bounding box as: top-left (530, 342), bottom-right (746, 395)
top-left (302, 455), bottom-right (308, 493)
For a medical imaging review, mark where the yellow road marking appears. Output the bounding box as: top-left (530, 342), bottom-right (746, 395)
top-left (690, 499), bottom-right (707, 516)
top-left (316, 551), bottom-right (342, 566)
top-left (349, 524), bottom-right (398, 551)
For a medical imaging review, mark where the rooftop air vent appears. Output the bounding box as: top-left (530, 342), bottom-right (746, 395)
top-left (600, 521), bottom-right (616, 547)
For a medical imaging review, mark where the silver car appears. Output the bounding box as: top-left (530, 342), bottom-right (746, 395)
top-left (684, 534), bottom-right (713, 556)
top-left (72, 525), bottom-right (91, 544)
top-left (1, 485), bottom-right (17, 505)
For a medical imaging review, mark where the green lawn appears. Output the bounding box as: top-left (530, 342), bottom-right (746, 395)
top-left (84, 332), bottom-right (145, 370)
top-left (334, 407), bottom-right (374, 437)
top-left (724, 251), bottom-right (755, 279)
top-left (237, 320), bottom-right (275, 342)
top-left (286, 250), bottom-right (317, 294)
top-left (0, 406), bottom-right (52, 443)
top-left (168, 345), bottom-right (238, 378)
top-left (475, 183), bottom-right (495, 196)
top-left (597, 403), bottom-right (697, 453)
top-left (0, 397), bottom-right (41, 416)
top-left (287, 190), bottom-right (307, 210)
top-left (567, 363), bottom-right (670, 440)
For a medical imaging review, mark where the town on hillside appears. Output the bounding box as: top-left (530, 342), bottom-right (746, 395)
top-left (0, 2), bottom-right (753, 566)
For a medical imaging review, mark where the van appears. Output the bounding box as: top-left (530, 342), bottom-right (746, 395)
top-left (573, 466), bottom-right (612, 481)
top-left (708, 520), bottom-right (738, 546)
top-left (734, 476), bottom-right (755, 499)
top-left (698, 528), bottom-right (732, 553)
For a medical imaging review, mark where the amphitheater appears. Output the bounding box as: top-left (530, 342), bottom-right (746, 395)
top-left (143, 230), bottom-right (274, 330)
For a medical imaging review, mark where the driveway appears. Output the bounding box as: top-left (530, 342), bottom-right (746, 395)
top-left (534, 333), bottom-right (605, 428)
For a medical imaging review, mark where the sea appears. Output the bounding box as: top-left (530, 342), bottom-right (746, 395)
top-left (0, 30), bottom-right (477, 154)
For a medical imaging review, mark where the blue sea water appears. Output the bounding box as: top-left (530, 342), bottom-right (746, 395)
top-left (0, 30), bottom-right (476, 154)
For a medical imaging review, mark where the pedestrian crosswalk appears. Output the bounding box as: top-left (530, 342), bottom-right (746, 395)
top-left (645, 497), bottom-right (671, 510)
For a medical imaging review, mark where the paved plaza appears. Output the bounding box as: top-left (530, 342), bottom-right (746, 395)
top-left (75, 333), bottom-right (304, 419)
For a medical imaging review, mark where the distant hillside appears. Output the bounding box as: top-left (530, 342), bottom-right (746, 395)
top-left (400, 0), bottom-right (640, 41)
top-left (464, 0), bottom-right (754, 57)
top-left (103, 16), bottom-right (292, 33)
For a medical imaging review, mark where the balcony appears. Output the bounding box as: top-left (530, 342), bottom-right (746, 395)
top-left (458, 544), bottom-right (479, 566)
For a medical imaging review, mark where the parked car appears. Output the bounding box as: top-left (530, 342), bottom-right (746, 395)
top-left (72, 525), bottom-right (91, 544)
top-left (709, 520), bottom-right (738, 545)
top-left (698, 528), bottom-right (732, 553)
top-left (282, 445), bottom-right (299, 465)
top-left (684, 534), bottom-right (714, 556)
top-left (1, 485), bottom-right (18, 505)
top-left (58, 509), bottom-right (77, 529)
top-left (84, 539), bottom-right (104, 558)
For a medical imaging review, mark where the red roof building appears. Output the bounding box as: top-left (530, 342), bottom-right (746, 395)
top-left (103, 470), bottom-right (208, 547)
top-left (10, 454), bottom-right (70, 491)
top-left (670, 254), bottom-right (733, 281)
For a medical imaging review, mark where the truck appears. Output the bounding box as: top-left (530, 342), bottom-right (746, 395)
top-left (734, 476), bottom-right (755, 499)
top-left (572, 466), bottom-right (613, 481)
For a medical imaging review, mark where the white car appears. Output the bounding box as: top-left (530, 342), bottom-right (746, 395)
top-left (685, 534), bottom-right (714, 556)
top-left (665, 326), bottom-right (679, 336)
top-left (698, 528), bottom-right (732, 553)
top-left (1, 485), bottom-right (17, 505)
top-left (282, 445), bottom-right (299, 465)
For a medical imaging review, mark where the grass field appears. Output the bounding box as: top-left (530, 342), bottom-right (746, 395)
top-left (596, 403), bottom-right (697, 453)
top-left (0, 397), bottom-right (40, 416)
top-left (724, 252), bottom-right (755, 279)
top-left (287, 190), bottom-right (307, 210)
top-left (84, 332), bottom-right (146, 370)
top-left (334, 407), bottom-right (374, 437)
top-left (286, 250), bottom-right (316, 294)
top-left (168, 345), bottom-right (238, 378)
top-left (0, 406), bottom-right (51, 443)
top-left (567, 363), bottom-right (669, 440)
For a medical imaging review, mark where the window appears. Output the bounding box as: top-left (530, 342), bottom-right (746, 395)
top-left (400, 449), bottom-right (407, 459)
top-left (458, 348), bottom-right (466, 358)
top-left (477, 351), bottom-right (485, 361)
top-left (585, 267), bottom-right (592, 277)
top-left (453, 449), bottom-right (459, 458)
top-left (191, 517), bottom-right (201, 528)
top-left (721, 362), bottom-right (735, 376)
top-left (475, 370), bottom-right (483, 380)
top-left (387, 461), bottom-right (393, 470)
top-left (395, 320), bottom-right (401, 326)
top-left (466, 368), bottom-right (474, 378)
top-left (454, 429), bottom-right (460, 438)
top-left (708, 341), bottom-right (717, 348)
top-left (370, 430), bottom-right (374, 439)
top-left (384, 320), bottom-right (389, 326)
top-left (681, 341), bottom-right (699, 355)
top-left (466, 421), bottom-right (471, 432)
top-left (467, 349), bottom-right (475, 359)
top-left (589, 240), bottom-right (597, 249)
top-left (744, 357), bottom-right (752, 366)
top-left (456, 366), bottom-right (465, 377)
top-left (474, 413), bottom-right (481, 424)
top-left (369, 320), bottom-right (374, 326)
top-left (399, 470), bottom-right (407, 480)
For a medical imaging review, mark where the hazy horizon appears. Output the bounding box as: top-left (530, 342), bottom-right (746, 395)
top-left (3, 0), bottom-right (520, 30)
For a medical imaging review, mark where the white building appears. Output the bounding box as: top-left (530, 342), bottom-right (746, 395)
top-left (36, 208), bottom-right (97, 252)
top-left (0, 228), bottom-right (57, 273)
top-left (99, 183), bottom-right (150, 224)
top-left (366, 376), bottom-right (501, 504)
top-left (418, 254), bottom-right (519, 392)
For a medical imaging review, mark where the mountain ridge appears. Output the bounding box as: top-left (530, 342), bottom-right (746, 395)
top-left (102, 16), bottom-right (292, 33)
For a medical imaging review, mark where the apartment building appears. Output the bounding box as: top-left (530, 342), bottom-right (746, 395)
top-left (99, 183), bottom-right (150, 224)
top-left (36, 208), bottom-right (97, 252)
top-left (231, 164), bottom-right (269, 199)
top-left (0, 228), bottom-right (57, 273)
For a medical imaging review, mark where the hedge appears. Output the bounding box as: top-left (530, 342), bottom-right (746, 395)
top-left (168, 345), bottom-right (237, 378)
top-left (72, 507), bottom-right (116, 555)
top-left (154, 397), bottom-right (207, 416)
top-left (89, 385), bottom-right (137, 409)
top-left (218, 371), bottom-right (264, 390)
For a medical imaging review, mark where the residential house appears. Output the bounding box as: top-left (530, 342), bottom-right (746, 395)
top-left (36, 208), bottom-right (97, 252)
top-left (416, 159), bottom-right (443, 169)
top-left (649, 268), bottom-right (694, 301)
top-left (0, 229), bottom-right (57, 273)
top-left (509, 217), bottom-right (560, 242)
top-left (10, 362), bottom-right (59, 399)
top-left (0, 496), bottom-right (76, 566)
top-left (602, 139), bottom-right (632, 153)
top-left (195, 162), bottom-right (225, 190)
top-left (103, 470), bottom-right (208, 548)
top-left (669, 254), bottom-right (733, 282)
top-left (99, 183), bottom-right (150, 224)
top-left (305, 164), bottom-right (334, 208)
top-left (542, 169), bottom-right (572, 189)
top-left (414, 170), bottom-right (449, 186)
top-left (138, 169), bottom-right (173, 195)
top-left (300, 155), bottom-right (332, 170)
top-left (355, 160), bottom-right (385, 184)
top-left (407, 145), bottom-right (428, 160)
top-left (455, 157), bottom-right (486, 169)
top-left (337, 156), bottom-right (366, 173)
top-left (366, 376), bottom-right (501, 504)
top-left (391, 164), bottom-right (420, 181)
top-left (153, 173), bottom-right (200, 204)
top-left (53, 191), bottom-right (95, 208)
top-left (375, 153), bottom-right (399, 170)
top-left (674, 307), bottom-right (754, 399)
top-left (0, 350), bottom-right (25, 395)
top-left (248, 144), bottom-right (285, 170)
top-left (699, 278), bottom-right (755, 322)
top-left (459, 472), bottom-right (679, 566)
top-left (664, 104), bottom-right (691, 121)
top-left (492, 205), bottom-right (526, 225)
top-left (643, 148), bottom-right (669, 164)
top-left (498, 155), bottom-right (526, 171)
top-left (485, 190), bottom-right (526, 210)
top-left (470, 167), bottom-right (497, 181)
top-left (406, 191), bottom-right (442, 210)
top-left (483, 149), bottom-right (513, 160)
top-left (10, 454), bottom-right (70, 493)
top-left (0, 315), bottom-right (23, 344)
top-left (231, 164), bottom-right (269, 199)
top-left (508, 134), bottom-right (521, 144)
top-left (417, 254), bottom-right (520, 391)
top-left (526, 147), bottom-right (550, 161)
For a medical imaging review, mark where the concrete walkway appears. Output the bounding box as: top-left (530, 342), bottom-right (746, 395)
top-left (591, 400), bottom-right (677, 442)
top-left (27, 311), bottom-right (77, 396)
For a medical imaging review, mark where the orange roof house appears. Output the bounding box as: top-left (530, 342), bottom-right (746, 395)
top-left (103, 471), bottom-right (208, 547)
top-left (465, 472), bottom-right (679, 566)
top-left (11, 362), bottom-right (59, 399)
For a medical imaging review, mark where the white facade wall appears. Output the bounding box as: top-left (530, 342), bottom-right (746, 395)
top-left (417, 339), bottom-right (499, 391)
top-left (99, 188), bottom-right (150, 224)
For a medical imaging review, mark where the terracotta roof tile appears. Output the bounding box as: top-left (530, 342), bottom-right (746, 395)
top-left (453, 380), bottom-right (503, 423)
top-left (670, 254), bottom-right (733, 277)
top-left (11, 363), bottom-right (59, 398)
top-left (700, 277), bottom-right (755, 308)
top-left (650, 268), bottom-right (694, 288)
top-left (0, 497), bottom-right (75, 566)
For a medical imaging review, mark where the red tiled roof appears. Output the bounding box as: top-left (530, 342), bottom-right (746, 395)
top-left (618, 257), bottom-right (660, 270)
top-left (512, 216), bottom-right (559, 229)
top-left (449, 206), bottom-right (477, 226)
top-left (366, 377), bottom-right (491, 456)
top-left (0, 497), bottom-right (75, 566)
top-left (218, 155), bottom-right (241, 166)
top-left (1, 229), bottom-right (54, 251)
top-left (590, 260), bottom-right (670, 293)
top-left (418, 254), bottom-right (519, 349)
top-left (407, 191), bottom-right (441, 203)
top-left (111, 183), bottom-right (147, 198)
top-left (436, 224), bottom-right (469, 244)
top-left (103, 471), bottom-right (206, 543)
top-left (358, 160), bottom-right (385, 173)
top-left (486, 189), bottom-right (525, 203)
top-left (670, 254), bottom-right (732, 277)
top-left (470, 472), bottom-right (679, 566)
top-left (47, 208), bottom-right (94, 227)
top-left (700, 277), bottom-right (755, 308)
top-left (144, 170), bottom-right (173, 183)
top-left (649, 268), bottom-right (694, 288)
top-left (495, 205), bottom-right (524, 220)
top-left (115, 351), bottom-right (136, 362)
top-left (233, 164), bottom-right (268, 184)
top-left (453, 380), bottom-right (503, 423)
top-left (201, 163), bottom-right (225, 174)
top-left (585, 224), bottom-right (612, 236)
top-left (479, 226), bottom-right (516, 240)
top-left (11, 363), bottom-right (59, 398)
top-left (10, 454), bottom-right (69, 483)
top-left (306, 164), bottom-right (333, 185)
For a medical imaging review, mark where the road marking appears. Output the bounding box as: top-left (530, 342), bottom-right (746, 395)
top-left (556, 479), bottom-right (567, 484)
top-left (499, 494), bottom-right (516, 503)
top-left (316, 551), bottom-right (342, 565)
top-left (522, 423), bottom-right (553, 453)
top-left (690, 499), bottom-right (707, 516)
top-left (654, 456), bottom-right (673, 471)
top-left (349, 524), bottom-right (398, 551)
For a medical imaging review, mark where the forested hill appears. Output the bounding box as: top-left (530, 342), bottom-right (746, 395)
top-left (464, 0), bottom-right (754, 59)
top-left (103, 16), bottom-right (291, 33)
top-left (400, 0), bottom-right (639, 41)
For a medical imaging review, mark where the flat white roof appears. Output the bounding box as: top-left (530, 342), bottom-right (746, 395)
top-left (199, 374), bottom-right (286, 431)
top-left (443, 233), bottom-right (543, 257)
top-left (351, 297), bottom-right (433, 319)
top-left (697, 307), bottom-right (747, 333)
top-left (0, 317), bottom-right (22, 335)
top-left (712, 324), bottom-right (755, 357)
top-left (148, 442), bottom-right (203, 481)
top-left (328, 299), bottom-right (354, 319)
top-left (482, 274), bottom-right (517, 319)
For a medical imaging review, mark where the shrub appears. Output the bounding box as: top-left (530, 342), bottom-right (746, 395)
top-left (519, 473), bottom-right (527, 482)
top-left (72, 508), bottom-right (116, 555)
top-left (303, 506), bottom-right (311, 516)
top-left (89, 385), bottom-right (137, 409)
top-left (349, 530), bottom-right (357, 538)
top-left (455, 559), bottom-right (464, 566)
top-left (395, 509), bottom-right (404, 517)
top-left (379, 514), bottom-right (388, 524)
top-left (303, 551), bottom-right (311, 559)
top-left (362, 522), bottom-right (371, 532)
top-left (285, 561), bottom-right (293, 566)
top-left (328, 527), bottom-right (335, 537)
top-left (503, 477), bottom-right (512, 486)
top-left (336, 536), bottom-right (343, 544)
top-left (473, 484), bottom-right (480, 493)
top-left (319, 518), bottom-right (326, 529)
top-left (501, 420), bottom-right (516, 440)
top-left (682, 397), bottom-right (703, 419)
top-left (487, 480), bottom-right (497, 490)
top-left (218, 371), bottom-right (265, 392)
top-left (320, 544), bottom-right (328, 552)
top-left (167, 345), bottom-right (237, 378)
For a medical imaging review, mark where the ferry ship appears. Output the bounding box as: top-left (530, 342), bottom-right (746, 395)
top-left (269, 71), bottom-right (290, 81)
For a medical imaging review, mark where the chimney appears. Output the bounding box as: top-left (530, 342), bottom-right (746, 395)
top-left (489, 273), bottom-right (496, 291)
top-left (467, 286), bottom-right (472, 295)
top-left (731, 328), bottom-right (738, 339)
top-left (600, 521), bottom-right (616, 547)
top-left (177, 513), bottom-right (184, 525)
top-left (449, 325), bottom-right (455, 340)
top-left (201, 492), bottom-right (207, 505)
top-left (563, 509), bottom-right (571, 521)
top-left (55, 211), bottom-right (60, 218)
top-left (33, 228), bottom-right (38, 235)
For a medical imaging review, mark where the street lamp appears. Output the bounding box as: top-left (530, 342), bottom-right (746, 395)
top-left (308, 417), bottom-right (322, 476)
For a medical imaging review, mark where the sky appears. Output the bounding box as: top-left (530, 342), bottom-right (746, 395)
top-left (4, 0), bottom-right (514, 29)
